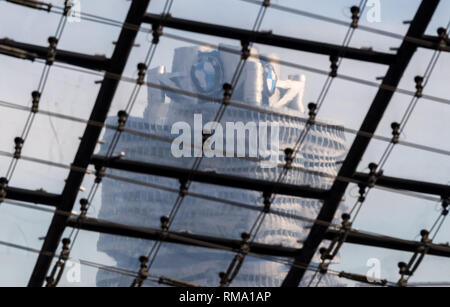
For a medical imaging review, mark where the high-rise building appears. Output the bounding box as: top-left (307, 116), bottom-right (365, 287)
top-left (96, 45), bottom-right (346, 287)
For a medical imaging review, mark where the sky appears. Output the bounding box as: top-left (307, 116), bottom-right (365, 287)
top-left (0, 0), bottom-right (449, 286)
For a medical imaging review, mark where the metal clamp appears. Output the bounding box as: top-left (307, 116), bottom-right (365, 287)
top-left (222, 83), bottom-right (233, 105)
top-left (442, 197), bottom-right (450, 216)
top-left (0, 177), bottom-right (8, 203)
top-left (284, 147), bottom-right (294, 170)
top-left (63, 0), bottom-right (73, 16)
top-left (179, 179), bottom-right (188, 197)
top-left (320, 213), bottom-right (352, 262)
top-left (31, 91), bottom-right (41, 113)
top-left (262, 191), bottom-right (272, 213)
top-left (414, 75), bottom-right (424, 98)
top-left (358, 183), bottom-right (366, 203)
top-left (45, 238), bottom-right (71, 287)
top-left (94, 165), bottom-right (105, 184)
top-left (117, 110), bottom-right (128, 132)
top-left (46, 36), bottom-right (58, 65)
top-left (391, 122), bottom-right (400, 144)
top-left (329, 55), bottom-right (339, 78)
top-left (397, 229), bottom-right (431, 287)
top-left (219, 232), bottom-right (250, 287)
top-left (437, 27), bottom-right (448, 49)
top-left (368, 162), bottom-right (382, 188)
top-left (131, 256), bottom-right (149, 287)
top-left (13, 137), bottom-right (24, 159)
top-left (307, 102), bottom-right (317, 125)
top-left (79, 198), bottom-right (88, 218)
top-left (152, 24), bottom-right (163, 44)
top-left (350, 6), bottom-right (360, 28)
top-left (137, 63), bottom-right (147, 85)
top-left (240, 40), bottom-right (250, 60)
top-left (160, 215), bottom-right (169, 233)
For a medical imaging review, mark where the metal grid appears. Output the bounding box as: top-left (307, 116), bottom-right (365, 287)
top-left (0, 0), bottom-right (449, 287)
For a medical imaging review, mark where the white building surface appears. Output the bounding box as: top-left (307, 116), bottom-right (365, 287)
top-left (96, 45), bottom-right (347, 287)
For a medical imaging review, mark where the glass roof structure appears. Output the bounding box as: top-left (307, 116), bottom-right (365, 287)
top-left (0, 0), bottom-right (449, 287)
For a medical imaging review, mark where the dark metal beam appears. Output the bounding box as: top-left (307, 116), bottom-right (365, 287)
top-left (6, 0), bottom-right (52, 12)
top-left (67, 216), bottom-right (299, 258)
top-left (282, 0), bottom-right (441, 287)
top-left (67, 216), bottom-right (450, 259)
top-left (5, 186), bottom-right (60, 207)
top-left (142, 13), bottom-right (396, 65)
top-left (28, 0), bottom-right (151, 287)
top-left (91, 155), bottom-right (329, 200)
top-left (324, 229), bottom-right (450, 258)
top-left (353, 172), bottom-right (450, 198)
top-left (422, 34), bottom-right (450, 46)
top-left (0, 38), bottom-right (110, 71)
top-left (405, 34), bottom-right (450, 52)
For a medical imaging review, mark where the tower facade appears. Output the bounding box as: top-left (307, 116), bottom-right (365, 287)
top-left (96, 46), bottom-right (346, 287)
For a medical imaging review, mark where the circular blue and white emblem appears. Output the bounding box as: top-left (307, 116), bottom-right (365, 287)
top-left (191, 53), bottom-right (224, 95)
top-left (263, 63), bottom-right (278, 97)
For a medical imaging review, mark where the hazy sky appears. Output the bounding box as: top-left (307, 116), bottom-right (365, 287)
top-left (0, 0), bottom-right (449, 286)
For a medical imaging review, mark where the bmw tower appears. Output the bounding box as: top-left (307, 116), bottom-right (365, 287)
top-left (96, 45), bottom-right (347, 287)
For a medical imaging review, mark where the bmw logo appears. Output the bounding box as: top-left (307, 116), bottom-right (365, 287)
top-left (191, 52), bottom-right (224, 96)
top-left (263, 63), bottom-right (278, 97)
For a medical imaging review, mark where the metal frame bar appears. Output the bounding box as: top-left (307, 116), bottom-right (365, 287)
top-left (281, 0), bottom-right (441, 287)
top-left (324, 229), bottom-right (450, 258)
top-left (91, 155), bottom-right (329, 200)
top-left (142, 13), bottom-right (396, 65)
top-left (0, 38), bottom-right (110, 71)
top-left (4, 167), bottom-right (448, 213)
top-left (5, 186), bottom-right (60, 207)
top-left (353, 172), bottom-right (450, 198)
top-left (92, 155), bottom-right (450, 200)
top-left (65, 216), bottom-right (450, 259)
top-left (27, 0), bottom-right (151, 287)
top-left (405, 34), bottom-right (450, 52)
top-left (422, 34), bottom-right (450, 46)
top-left (67, 216), bottom-right (299, 258)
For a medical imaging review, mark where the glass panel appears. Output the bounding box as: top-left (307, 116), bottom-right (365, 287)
top-left (164, 0), bottom-right (262, 30)
top-left (348, 186), bottom-right (442, 240)
top-left (332, 243), bottom-right (413, 286)
top-left (0, 201), bottom-right (53, 286)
